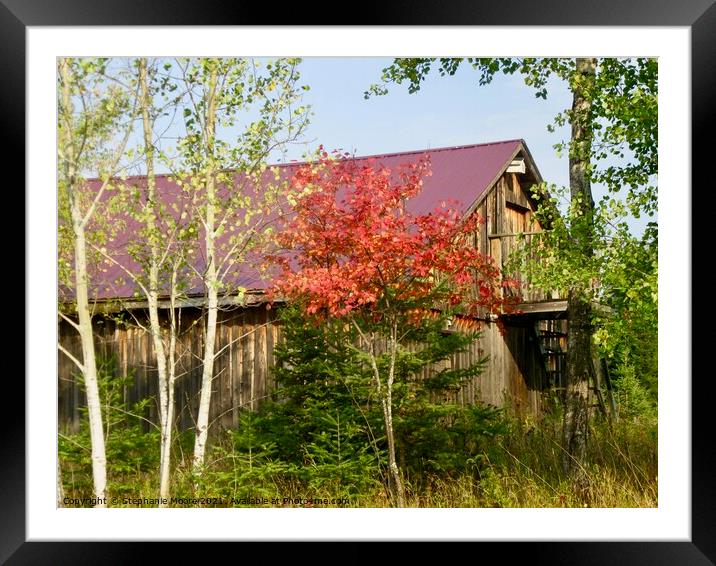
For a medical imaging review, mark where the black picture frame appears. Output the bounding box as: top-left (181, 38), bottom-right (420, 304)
top-left (8, 1), bottom-right (711, 563)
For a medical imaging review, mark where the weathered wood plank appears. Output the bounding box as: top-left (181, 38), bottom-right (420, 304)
top-left (58, 299), bottom-right (552, 433)
top-left (244, 312), bottom-right (256, 411)
top-left (255, 308), bottom-right (268, 410)
top-left (219, 317), bottom-right (232, 429)
top-left (512, 300), bottom-right (569, 315)
top-left (232, 316), bottom-right (243, 424)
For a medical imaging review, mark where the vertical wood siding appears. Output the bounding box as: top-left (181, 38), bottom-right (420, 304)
top-left (58, 309), bottom-right (547, 432)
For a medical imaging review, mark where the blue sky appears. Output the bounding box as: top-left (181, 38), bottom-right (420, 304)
top-left (277, 57), bottom-right (651, 236)
top-left (280, 57), bottom-right (573, 190)
top-left (124, 56), bottom-right (649, 235)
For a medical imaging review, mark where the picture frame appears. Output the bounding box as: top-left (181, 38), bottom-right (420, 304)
top-left (8, 0), bottom-right (711, 562)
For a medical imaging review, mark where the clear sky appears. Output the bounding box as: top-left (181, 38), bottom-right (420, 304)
top-left (119, 56), bottom-right (649, 235)
top-left (274, 57), bottom-right (650, 236)
top-left (278, 57), bottom-right (573, 187)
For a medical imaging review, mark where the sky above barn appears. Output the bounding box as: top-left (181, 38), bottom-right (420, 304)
top-left (115, 56), bottom-right (652, 237)
top-left (289, 58), bottom-right (572, 181)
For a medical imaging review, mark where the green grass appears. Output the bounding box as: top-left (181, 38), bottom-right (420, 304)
top-left (59, 412), bottom-right (657, 508)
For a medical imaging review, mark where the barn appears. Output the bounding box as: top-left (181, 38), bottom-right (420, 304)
top-left (58, 138), bottom-right (569, 433)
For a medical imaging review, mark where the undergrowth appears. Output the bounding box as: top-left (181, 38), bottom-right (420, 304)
top-left (59, 408), bottom-right (657, 508)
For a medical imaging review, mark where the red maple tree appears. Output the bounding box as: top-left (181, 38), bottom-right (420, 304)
top-left (267, 149), bottom-right (514, 506)
top-left (269, 150), bottom-right (512, 319)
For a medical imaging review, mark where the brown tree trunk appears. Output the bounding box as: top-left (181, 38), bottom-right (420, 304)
top-left (383, 321), bottom-right (405, 507)
top-left (562, 57), bottom-right (597, 492)
top-left (563, 290), bottom-right (592, 481)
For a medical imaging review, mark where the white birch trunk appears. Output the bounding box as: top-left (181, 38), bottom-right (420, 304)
top-left (138, 58), bottom-right (175, 504)
top-left (160, 321), bottom-right (177, 503)
top-left (59, 59), bottom-right (107, 507)
top-left (193, 66), bottom-right (219, 475)
top-left (160, 271), bottom-right (180, 503)
top-left (73, 227), bottom-right (108, 506)
top-left (57, 458), bottom-right (65, 507)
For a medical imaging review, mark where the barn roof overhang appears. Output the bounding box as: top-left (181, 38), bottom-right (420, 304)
top-left (500, 299), bottom-right (569, 322)
top-left (462, 139), bottom-right (545, 221)
top-left (59, 289), bottom-right (277, 315)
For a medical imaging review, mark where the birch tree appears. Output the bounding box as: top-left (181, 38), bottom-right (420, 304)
top-left (92, 58), bottom-right (200, 503)
top-left (57, 58), bottom-right (137, 506)
top-left (172, 57), bottom-right (310, 475)
top-left (123, 57), bottom-right (206, 503)
top-left (103, 57), bottom-right (197, 503)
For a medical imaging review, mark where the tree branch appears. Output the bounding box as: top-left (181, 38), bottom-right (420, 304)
top-left (58, 342), bottom-right (84, 374)
top-left (58, 311), bottom-right (81, 332)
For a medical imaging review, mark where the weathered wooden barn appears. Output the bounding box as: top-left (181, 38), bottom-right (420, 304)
top-left (58, 139), bottom-right (569, 433)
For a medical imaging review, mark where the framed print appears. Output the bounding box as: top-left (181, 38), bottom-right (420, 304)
top-left (9, 0), bottom-right (713, 562)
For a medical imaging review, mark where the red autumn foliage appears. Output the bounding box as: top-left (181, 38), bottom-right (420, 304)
top-left (267, 149), bottom-right (516, 321)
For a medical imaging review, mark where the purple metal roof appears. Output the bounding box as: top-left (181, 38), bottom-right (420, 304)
top-left (361, 139), bottom-right (522, 216)
top-left (69, 139), bottom-right (523, 302)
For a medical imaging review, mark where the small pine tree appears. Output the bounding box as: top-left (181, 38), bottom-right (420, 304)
top-left (241, 305), bottom-right (507, 498)
top-left (245, 305), bottom-right (385, 496)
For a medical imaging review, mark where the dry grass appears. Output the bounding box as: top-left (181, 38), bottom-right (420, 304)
top-left (60, 414), bottom-right (657, 508)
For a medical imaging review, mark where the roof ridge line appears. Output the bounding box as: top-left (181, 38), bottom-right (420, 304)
top-left (321, 139), bottom-right (524, 162)
top-left (83, 139), bottom-right (525, 182)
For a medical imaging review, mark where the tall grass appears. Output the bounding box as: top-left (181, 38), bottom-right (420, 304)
top-left (59, 410), bottom-right (657, 508)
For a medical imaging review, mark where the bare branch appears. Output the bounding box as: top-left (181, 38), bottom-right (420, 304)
top-left (58, 342), bottom-right (84, 374)
top-left (80, 79), bottom-right (142, 229)
top-left (88, 242), bottom-right (151, 299)
top-left (58, 311), bottom-right (81, 332)
top-left (105, 404), bottom-right (161, 431)
top-left (58, 432), bottom-right (91, 453)
top-left (213, 321), bottom-right (271, 358)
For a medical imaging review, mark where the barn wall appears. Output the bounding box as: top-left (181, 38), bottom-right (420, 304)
top-left (57, 307), bottom-right (546, 433)
top-left (58, 305), bottom-right (282, 434)
top-left (475, 171), bottom-right (556, 304)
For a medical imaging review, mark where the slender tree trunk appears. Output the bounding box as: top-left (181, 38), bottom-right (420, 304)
top-left (160, 313), bottom-right (177, 502)
top-left (161, 273), bottom-right (180, 501)
top-left (602, 358), bottom-right (619, 422)
top-left (158, 301), bottom-right (178, 503)
top-left (193, 66), bottom-right (219, 475)
top-left (382, 321), bottom-right (405, 507)
top-left (57, 458), bottom-right (65, 507)
top-left (138, 58), bottom-right (175, 504)
top-left (562, 57), bottom-right (597, 491)
top-left (74, 228), bottom-right (108, 506)
top-left (59, 59), bottom-right (107, 507)
top-left (361, 325), bottom-right (404, 508)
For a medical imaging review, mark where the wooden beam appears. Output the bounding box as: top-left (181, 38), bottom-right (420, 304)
top-left (505, 198), bottom-right (532, 212)
top-left (511, 300), bottom-right (569, 315)
top-left (506, 299), bottom-right (614, 319)
top-left (488, 230), bottom-right (543, 239)
top-left (78, 292), bottom-right (279, 314)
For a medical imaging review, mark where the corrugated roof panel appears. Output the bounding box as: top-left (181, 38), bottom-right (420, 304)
top-left (65, 139), bottom-right (523, 301)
